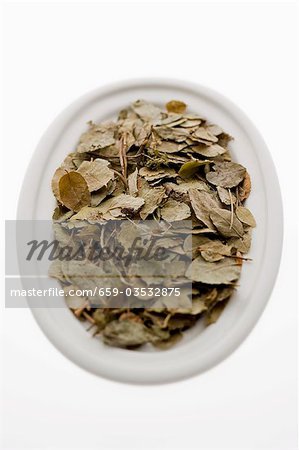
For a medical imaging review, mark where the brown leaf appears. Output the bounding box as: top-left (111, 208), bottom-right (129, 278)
top-left (238, 171), bottom-right (252, 201)
top-left (58, 172), bottom-right (91, 212)
top-left (51, 167), bottom-right (66, 202)
top-left (166, 100), bottom-right (187, 114)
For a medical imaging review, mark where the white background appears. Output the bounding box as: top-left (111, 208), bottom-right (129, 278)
top-left (1, 1), bottom-right (298, 449)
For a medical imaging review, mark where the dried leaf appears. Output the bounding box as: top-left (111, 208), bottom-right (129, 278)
top-left (77, 122), bottom-right (116, 153)
top-left (238, 171), bottom-right (251, 201)
top-left (128, 168), bottom-right (138, 197)
top-left (160, 199), bottom-right (191, 222)
top-left (191, 143), bottom-right (227, 158)
top-left (236, 206), bottom-right (256, 227)
top-left (139, 185), bottom-right (165, 219)
top-left (58, 172), bottom-right (91, 212)
top-left (154, 126), bottom-right (190, 142)
top-left (107, 194), bottom-right (145, 218)
top-left (132, 99), bottom-right (162, 121)
top-left (205, 299), bottom-right (229, 325)
top-left (156, 141), bottom-right (187, 154)
top-left (165, 179), bottom-right (210, 194)
top-left (178, 160), bottom-right (210, 179)
top-left (192, 127), bottom-right (218, 142)
top-left (189, 189), bottom-right (221, 229)
top-left (186, 255), bottom-right (241, 284)
top-left (206, 162), bottom-right (246, 188)
top-left (199, 240), bottom-right (232, 262)
top-left (51, 167), bottom-right (66, 202)
top-left (180, 119), bottom-right (202, 128)
top-left (217, 186), bottom-right (236, 205)
top-left (166, 100), bottom-right (187, 114)
top-left (91, 180), bottom-right (115, 207)
top-left (102, 320), bottom-right (161, 348)
top-left (228, 230), bottom-right (252, 253)
top-left (77, 158), bottom-right (114, 192)
top-left (210, 208), bottom-right (244, 238)
top-left (139, 166), bottom-right (177, 182)
top-left (206, 124), bottom-right (223, 136)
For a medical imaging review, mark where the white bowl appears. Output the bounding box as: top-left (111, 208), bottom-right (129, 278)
top-left (18, 79), bottom-right (283, 384)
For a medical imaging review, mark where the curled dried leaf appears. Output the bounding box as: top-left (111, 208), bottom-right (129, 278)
top-left (236, 206), bottom-right (256, 227)
top-left (238, 171), bottom-right (252, 201)
top-left (178, 160), bottom-right (210, 179)
top-left (58, 171), bottom-right (91, 212)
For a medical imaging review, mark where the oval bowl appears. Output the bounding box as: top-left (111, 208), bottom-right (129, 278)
top-left (17, 79), bottom-right (283, 384)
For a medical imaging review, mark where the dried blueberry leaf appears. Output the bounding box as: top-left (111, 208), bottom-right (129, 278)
top-left (210, 208), bottom-right (244, 238)
top-left (77, 122), bottom-right (116, 153)
top-left (160, 199), bottom-right (191, 222)
top-left (77, 158), bottom-right (114, 192)
top-left (189, 189), bottom-right (221, 229)
top-left (217, 186), bottom-right (237, 205)
top-left (236, 206), bottom-right (256, 227)
top-left (178, 160), bottom-right (210, 179)
top-left (166, 100), bottom-right (187, 114)
top-left (128, 168), bottom-right (138, 197)
top-left (186, 255), bottom-right (241, 284)
top-left (58, 171), bottom-right (91, 212)
top-left (206, 162), bottom-right (246, 188)
top-left (192, 127), bottom-right (218, 143)
top-left (191, 143), bottom-right (227, 158)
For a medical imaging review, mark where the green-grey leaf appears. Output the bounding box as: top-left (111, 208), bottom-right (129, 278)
top-left (186, 255), bottom-right (241, 284)
top-left (235, 206), bottom-right (256, 227)
top-left (160, 199), bottom-right (191, 222)
top-left (189, 189), bottom-right (221, 229)
top-left (210, 208), bottom-right (244, 238)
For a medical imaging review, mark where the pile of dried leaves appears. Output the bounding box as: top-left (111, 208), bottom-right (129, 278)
top-left (51, 99), bottom-right (255, 349)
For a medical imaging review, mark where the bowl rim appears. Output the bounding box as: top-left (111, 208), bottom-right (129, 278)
top-left (17, 78), bottom-right (283, 384)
